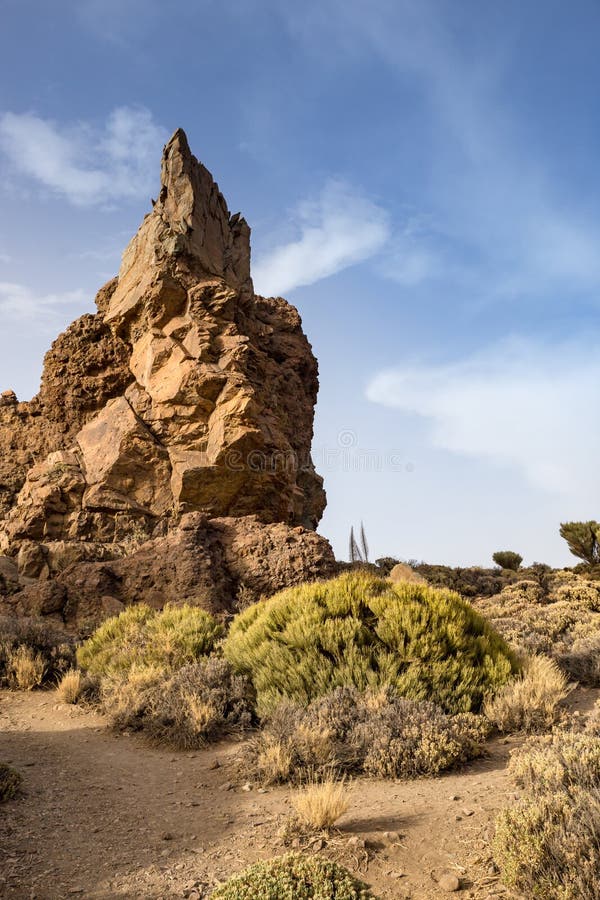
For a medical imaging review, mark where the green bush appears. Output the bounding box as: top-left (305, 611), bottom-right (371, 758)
top-left (210, 853), bottom-right (376, 899)
top-left (493, 551), bottom-right (523, 571)
top-left (0, 763), bottom-right (22, 802)
top-left (77, 603), bottom-right (223, 676)
top-left (223, 572), bottom-right (518, 715)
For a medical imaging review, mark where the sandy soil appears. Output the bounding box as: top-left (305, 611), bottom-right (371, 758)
top-left (1, 687), bottom-right (597, 900)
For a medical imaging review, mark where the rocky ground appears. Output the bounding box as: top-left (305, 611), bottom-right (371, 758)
top-left (3, 689), bottom-right (596, 899)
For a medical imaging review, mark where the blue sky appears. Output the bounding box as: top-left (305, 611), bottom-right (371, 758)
top-left (1, 0), bottom-right (599, 566)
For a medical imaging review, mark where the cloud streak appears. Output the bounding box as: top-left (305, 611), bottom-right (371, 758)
top-left (0, 282), bottom-right (87, 321)
top-left (253, 179), bottom-right (390, 296)
top-left (367, 336), bottom-right (600, 507)
top-left (0, 107), bottom-right (167, 207)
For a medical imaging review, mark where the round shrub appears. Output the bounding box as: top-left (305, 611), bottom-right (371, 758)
top-left (210, 853), bottom-right (376, 899)
top-left (77, 603), bottom-right (224, 676)
top-left (223, 572), bottom-right (518, 715)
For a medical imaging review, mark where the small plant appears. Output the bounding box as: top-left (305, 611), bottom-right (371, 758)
top-left (291, 776), bottom-right (351, 831)
top-left (6, 645), bottom-right (46, 690)
top-left (210, 853), bottom-right (376, 899)
top-left (493, 551), bottom-right (523, 571)
top-left (349, 522), bottom-right (370, 563)
top-left (0, 763), bottom-right (22, 802)
top-left (56, 669), bottom-right (83, 704)
top-left (484, 655), bottom-right (570, 733)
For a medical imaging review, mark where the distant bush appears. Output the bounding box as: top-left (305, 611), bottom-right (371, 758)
top-left (101, 656), bottom-right (253, 748)
top-left (77, 603), bottom-right (223, 677)
top-left (411, 564), bottom-right (513, 598)
top-left (0, 763), bottom-right (22, 802)
top-left (209, 853), bottom-right (377, 899)
top-left (0, 616), bottom-right (75, 687)
top-left (560, 521), bottom-right (600, 566)
top-left (224, 572), bottom-right (518, 716)
top-left (493, 551), bottom-right (523, 571)
top-left (245, 686), bottom-right (490, 784)
top-left (484, 656), bottom-right (570, 733)
top-left (494, 729), bottom-right (600, 898)
top-left (374, 556), bottom-right (400, 575)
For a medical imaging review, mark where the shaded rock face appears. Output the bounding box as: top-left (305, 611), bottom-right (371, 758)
top-left (0, 130), bottom-right (333, 626)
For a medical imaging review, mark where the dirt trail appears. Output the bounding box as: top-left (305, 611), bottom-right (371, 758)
top-left (1, 688), bottom-right (596, 899)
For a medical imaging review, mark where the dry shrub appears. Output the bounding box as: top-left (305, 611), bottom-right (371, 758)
top-left (291, 777), bottom-right (351, 831)
top-left (56, 669), bottom-right (84, 704)
top-left (494, 729), bottom-right (600, 898)
top-left (210, 853), bottom-right (376, 900)
top-left (494, 787), bottom-right (600, 899)
top-left (555, 635), bottom-right (600, 686)
top-left (6, 645), bottom-right (46, 690)
top-left (102, 656), bottom-right (253, 748)
top-left (0, 616), bottom-right (75, 686)
top-left (0, 763), bottom-right (22, 802)
top-left (585, 700), bottom-right (600, 736)
top-left (484, 655), bottom-right (570, 733)
top-left (509, 731), bottom-right (600, 793)
top-left (246, 686), bottom-right (489, 785)
top-left (225, 572), bottom-right (518, 716)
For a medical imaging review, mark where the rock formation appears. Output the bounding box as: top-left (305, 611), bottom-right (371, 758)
top-left (0, 130), bottom-right (335, 627)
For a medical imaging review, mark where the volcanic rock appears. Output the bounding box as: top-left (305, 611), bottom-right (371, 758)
top-left (0, 129), bottom-right (334, 626)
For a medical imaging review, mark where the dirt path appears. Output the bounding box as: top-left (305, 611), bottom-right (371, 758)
top-left (1, 688), bottom-right (596, 899)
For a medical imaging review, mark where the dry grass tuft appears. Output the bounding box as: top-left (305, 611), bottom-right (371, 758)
top-left (6, 645), bottom-right (46, 690)
top-left (484, 655), bottom-right (571, 733)
top-left (291, 776), bottom-right (351, 831)
top-left (56, 669), bottom-right (83, 704)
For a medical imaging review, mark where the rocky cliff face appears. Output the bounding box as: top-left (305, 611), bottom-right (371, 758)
top-left (0, 130), bottom-right (334, 626)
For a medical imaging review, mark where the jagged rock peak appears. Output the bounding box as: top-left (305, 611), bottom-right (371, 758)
top-left (105, 128), bottom-right (252, 332)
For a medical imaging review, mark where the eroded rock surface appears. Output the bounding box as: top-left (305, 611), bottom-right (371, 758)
top-left (0, 129), bottom-right (333, 625)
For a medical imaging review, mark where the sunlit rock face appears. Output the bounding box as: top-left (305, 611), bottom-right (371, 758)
top-left (0, 130), bottom-right (334, 625)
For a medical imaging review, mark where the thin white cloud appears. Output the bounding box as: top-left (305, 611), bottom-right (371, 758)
top-left (253, 179), bottom-right (390, 296)
top-left (0, 282), bottom-right (87, 321)
top-left (0, 107), bottom-right (167, 207)
top-left (366, 337), bottom-right (600, 506)
top-left (279, 0), bottom-right (600, 302)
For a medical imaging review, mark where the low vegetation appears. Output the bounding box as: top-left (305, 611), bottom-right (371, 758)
top-left (494, 730), bottom-right (600, 898)
top-left (291, 777), bottom-right (351, 831)
top-left (0, 763), bottom-right (22, 802)
top-left (100, 657), bottom-right (253, 748)
top-left (0, 615), bottom-right (75, 688)
top-left (484, 655), bottom-right (570, 733)
top-left (77, 603), bottom-right (223, 676)
top-left (209, 853), bottom-right (376, 899)
top-left (245, 685), bottom-right (489, 784)
top-left (224, 572), bottom-right (519, 715)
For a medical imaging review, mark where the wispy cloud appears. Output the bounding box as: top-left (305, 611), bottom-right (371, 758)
top-left (253, 179), bottom-right (390, 296)
top-left (0, 282), bottom-right (88, 321)
top-left (367, 337), bottom-right (600, 507)
top-left (279, 0), bottom-right (600, 303)
top-left (0, 107), bottom-right (167, 207)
